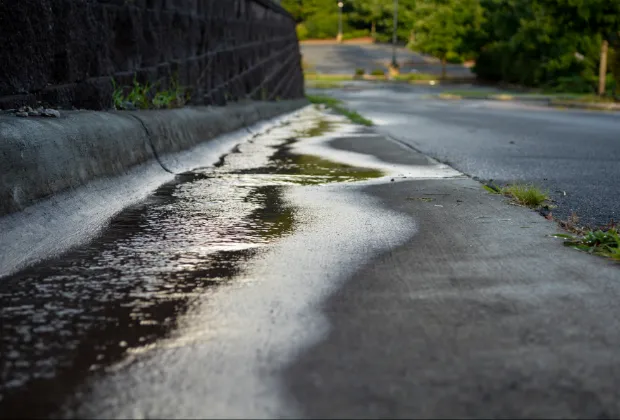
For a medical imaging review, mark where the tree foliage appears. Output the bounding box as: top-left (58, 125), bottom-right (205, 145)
top-left (283, 0), bottom-right (620, 93)
top-left (473, 0), bottom-right (620, 91)
top-left (411, 0), bottom-right (484, 73)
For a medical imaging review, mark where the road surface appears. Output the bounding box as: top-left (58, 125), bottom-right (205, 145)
top-left (317, 83), bottom-right (620, 228)
top-left (300, 41), bottom-right (474, 78)
top-left (1, 102), bottom-right (620, 419)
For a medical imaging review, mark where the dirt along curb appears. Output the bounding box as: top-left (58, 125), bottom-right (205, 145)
top-left (437, 92), bottom-right (620, 111)
top-left (0, 99), bottom-right (308, 278)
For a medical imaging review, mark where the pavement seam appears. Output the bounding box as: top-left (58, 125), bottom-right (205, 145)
top-left (128, 113), bottom-right (178, 175)
top-left (382, 132), bottom-right (450, 167)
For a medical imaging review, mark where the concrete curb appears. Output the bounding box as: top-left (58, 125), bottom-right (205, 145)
top-left (0, 100), bottom-right (309, 278)
top-left (0, 99), bottom-right (308, 217)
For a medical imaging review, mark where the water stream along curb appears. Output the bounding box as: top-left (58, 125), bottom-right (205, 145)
top-left (1, 106), bottom-right (462, 418)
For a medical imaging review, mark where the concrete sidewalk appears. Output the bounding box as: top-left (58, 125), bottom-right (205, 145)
top-left (281, 121), bottom-right (620, 418)
top-left (1, 104), bottom-right (619, 418)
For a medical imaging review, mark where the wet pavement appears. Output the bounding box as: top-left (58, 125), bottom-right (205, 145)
top-left (0, 108), bottom-right (389, 418)
top-left (3, 103), bottom-right (620, 419)
top-left (300, 43), bottom-right (474, 78)
top-left (314, 83), bottom-right (620, 228)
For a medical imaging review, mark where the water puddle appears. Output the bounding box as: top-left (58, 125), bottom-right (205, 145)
top-left (209, 140), bottom-right (384, 186)
top-left (0, 113), bottom-right (383, 417)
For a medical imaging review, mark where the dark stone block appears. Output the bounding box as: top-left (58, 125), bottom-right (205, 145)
top-left (0, 94), bottom-right (38, 110)
top-left (74, 78), bottom-right (114, 110)
top-left (38, 84), bottom-right (76, 109)
top-left (0, 0), bottom-right (304, 109)
top-left (0, 0), bottom-right (55, 95)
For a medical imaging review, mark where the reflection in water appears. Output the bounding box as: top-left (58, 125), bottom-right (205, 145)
top-left (209, 137), bottom-right (384, 186)
top-left (0, 180), bottom-right (291, 418)
top-left (0, 117), bottom-right (383, 419)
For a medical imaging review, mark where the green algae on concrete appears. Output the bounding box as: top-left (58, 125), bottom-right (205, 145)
top-left (231, 136), bottom-right (383, 186)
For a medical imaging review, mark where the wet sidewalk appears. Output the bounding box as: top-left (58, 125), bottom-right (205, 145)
top-left (1, 107), bottom-right (433, 417)
top-left (2, 105), bottom-right (620, 419)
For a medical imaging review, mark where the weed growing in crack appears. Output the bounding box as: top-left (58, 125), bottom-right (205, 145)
top-left (552, 229), bottom-right (620, 261)
top-left (502, 184), bottom-right (549, 207)
top-left (483, 179), bottom-right (619, 262)
top-left (483, 181), bottom-right (549, 208)
top-left (152, 77), bottom-right (187, 109)
top-left (111, 75), bottom-right (188, 110)
top-left (125, 77), bottom-right (152, 109)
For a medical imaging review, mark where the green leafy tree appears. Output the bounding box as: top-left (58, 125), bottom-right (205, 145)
top-left (281, 0), bottom-right (305, 22)
top-left (544, 0), bottom-right (620, 94)
top-left (353, 0), bottom-right (392, 40)
top-left (473, 0), bottom-right (619, 92)
top-left (412, 0), bottom-right (484, 78)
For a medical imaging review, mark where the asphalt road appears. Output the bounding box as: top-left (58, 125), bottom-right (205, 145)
top-left (2, 104), bottom-right (620, 419)
top-left (319, 83), bottom-right (620, 228)
top-left (300, 42), bottom-right (474, 78)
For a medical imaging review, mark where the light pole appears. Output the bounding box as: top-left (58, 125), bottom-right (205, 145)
top-left (337, 2), bottom-right (344, 43)
top-left (391, 0), bottom-right (399, 69)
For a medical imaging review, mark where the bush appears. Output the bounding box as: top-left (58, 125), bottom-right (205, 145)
top-left (296, 23), bottom-right (309, 41)
top-left (545, 76), bottom-right (595, 93)
top-left (370, 69), bottom-right (385, 76)
top-left (446, 51), bottom-right (464, 64)
top-left (473, 42), bottom-right (510, 82)
top-left (472, 32), bottom-right (612, 94)
top-left (605, 73), bottom-right (618, 98)
top-left (303, 13), bottom-right (341, 39)
top-left (610, 47), bottom-right (620, 98)
top-left (343, 29), bottom-right (370, 41)
top-left (355, 68), bottom-right (365, 76)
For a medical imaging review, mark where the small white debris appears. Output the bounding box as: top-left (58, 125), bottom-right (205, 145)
top-left (41, 109), bottom-right (60, 118)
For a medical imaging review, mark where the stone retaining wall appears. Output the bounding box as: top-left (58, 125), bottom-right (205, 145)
top-left (0, 0), bottom-right (304, 110)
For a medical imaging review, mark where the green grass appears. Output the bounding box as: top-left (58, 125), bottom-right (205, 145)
top-left (440, 90), bottom-right (618, 105)
top-left (337, 107), bottom-right (373, 126)
top-left (304, 72), bottom-right (439, 84)
top-left (441, 90), bottom-right (497, 99)
top-left (553, 229), bottom-right (620, 261)
top-left (305, 80), bottom-right (345, 89)
top-left (393, 73), bottom-right (439, 82)
top-left (305, 74), bottom-right (356, 82)
top-left (502, 184), bottom-right (549, 207)
top-left (112, 75), bottom-right (188, 110)
top-left (307, 94), bottom-right (341, 107)
top-left (306, 94), bottom-right (373, 126)
top-left (296, 118), bottom-right (333, 138)
top-left (484, 182), bottom-right (549, 208)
